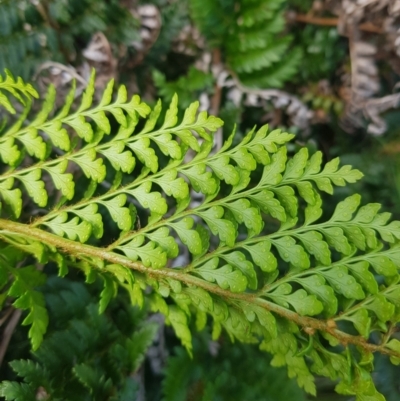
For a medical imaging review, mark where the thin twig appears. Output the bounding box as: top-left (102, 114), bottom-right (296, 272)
top-left (0, 307), bottom-right (13, 327)
top-left (33, 1), bottom-right (60, 29)
top-left (210, 48), bottom-right (222, 116)
top-left (210, 48), bottom-right (223, 150)
top-left (293, 14), bottom-right (383, 34)
top-left (0, 309), bottom-right (22, 367)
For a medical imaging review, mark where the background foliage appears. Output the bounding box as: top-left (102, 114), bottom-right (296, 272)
top-left (0, 0), bottom-right (400, 400)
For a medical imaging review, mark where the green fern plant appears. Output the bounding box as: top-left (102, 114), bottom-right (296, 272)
top-left (0, 277), bottom-right (159, 401)
top-left (0, 0), bottom-right (138, 79)
top-left (190, 0), bottom-right (302, 88)
top-left (1, 69), bottom-right (400, 400)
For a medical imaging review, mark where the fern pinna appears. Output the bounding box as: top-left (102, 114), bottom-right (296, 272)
top-left (0, 70), bottom-right (400, 400)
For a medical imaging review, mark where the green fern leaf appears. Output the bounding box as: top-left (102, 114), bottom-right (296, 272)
top-left (167, 306), bottom-right (192, 355)
top-left (100, 194), bottom-right (132, 231)
top-left (99, 274), bottom-right (118, 314)
top-left (0, 382), bottom-right (36, 401)
top-left (6, 265), bottom-right (49, 350)
top-left (44, 161), bottom-right (75, 200)
top-left (243, 241), bottom-right (277, 272)
top-left (43, 213), bottom-right (92, 243)
top-left (168, 218), bottom-right (203, 255)
top-left (198, 259), bottom-right (247, 293)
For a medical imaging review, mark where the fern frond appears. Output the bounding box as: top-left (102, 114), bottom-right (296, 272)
top-left (190, 0), bottom-right (301, 88)
top-left (0, 381), bottom-right (36, 401)
top-left (1, 72), bottom-right (400, 399)
top-left (162, 347), bottom-right (193, 401)
top-left (0, 0), bottom-right (139, 80)
top-left (8, 360), bottom-right (49, 390)
top-left (0, 253), bottom-right (48, 350)
top-left (162, 340), bottom-right (308, 401)
top-left (0, 279), bottom-right (156, 401)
